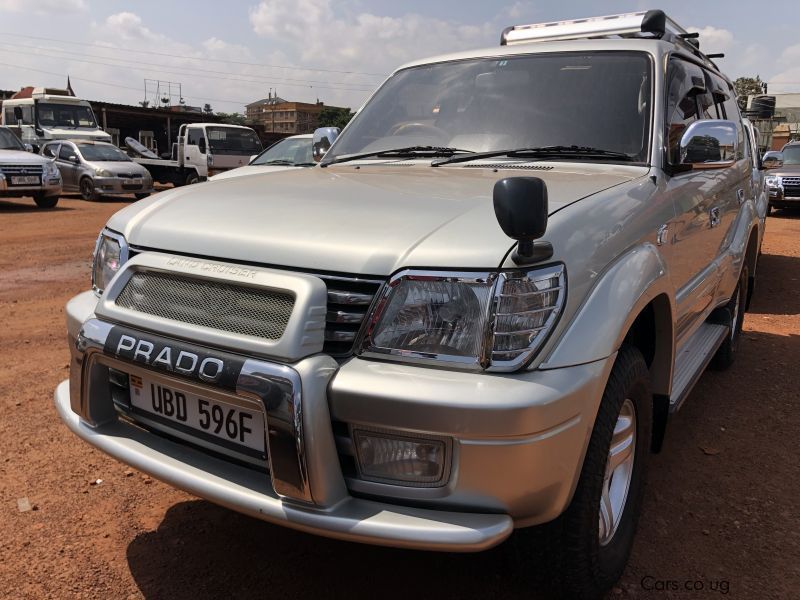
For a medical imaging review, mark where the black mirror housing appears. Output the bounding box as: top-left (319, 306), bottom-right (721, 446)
top-left (493, 177), bottom-right (552, 264)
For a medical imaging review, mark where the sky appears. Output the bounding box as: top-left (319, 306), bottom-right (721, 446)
top-left (1, 0), bottom-right (799, 113)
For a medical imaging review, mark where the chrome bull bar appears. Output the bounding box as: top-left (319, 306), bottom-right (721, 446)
top-left (69, 317), bottom-right (342, 505)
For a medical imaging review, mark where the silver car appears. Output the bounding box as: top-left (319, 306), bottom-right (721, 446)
top-left (0, 125), bottom-right (62, 208)
top-left (42, 140), bottom-right (154, 201)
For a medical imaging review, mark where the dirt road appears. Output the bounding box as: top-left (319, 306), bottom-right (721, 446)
top-left (1, 195), bottom-right (798, 599)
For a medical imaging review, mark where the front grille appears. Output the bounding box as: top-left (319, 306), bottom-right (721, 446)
top-left (782, 177), bottom-right (800, 198)
top-left (117, 173), bottom-right (143, 179)
top-left (317, 275), bottom-right (383, 357)
top-left (0, 164), bottom-right (44, 175)
top-left (115, 271), bottom-right (294, 340)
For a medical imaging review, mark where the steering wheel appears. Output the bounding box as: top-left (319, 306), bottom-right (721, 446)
top-left (390, 122), bottom-right (449, 139)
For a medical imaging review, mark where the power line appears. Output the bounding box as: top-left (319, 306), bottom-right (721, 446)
top-left (0, 31), bottom-right (387, 78)
top-left (0, 40), bottom-right (379, 90)
top-left (0, 47), bottom-right (377, 94)
top-left (0, 62), bottom-right (262, 107)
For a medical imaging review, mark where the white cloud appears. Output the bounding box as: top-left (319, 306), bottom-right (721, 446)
top-left (687, 25), bottom-right (734, 53)
top-left (0, 0), bottom-right (86, 14)
top-left (248, 0), bottom-right (496, 104)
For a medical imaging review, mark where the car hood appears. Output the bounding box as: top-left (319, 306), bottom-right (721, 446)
top-left (209, 164), bottom-right (303, 181)
top-left (769, 164), bottom-right (800, 178)
top-left (0, 149), bottom-right (51, 164)
top-left (108, 162), bottom-right (647, 276)
top-left (85, 160), bottom-right (150, 175)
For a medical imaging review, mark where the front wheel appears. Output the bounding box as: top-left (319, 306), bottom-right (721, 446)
top-left (514, 345), bottom-right (652, 598)
top-left (33, 193), bottom-right (58, 208)
top-left (185, 171), bottom-right (200, 186)
top-left (80, 177), bottom-right (98, 201)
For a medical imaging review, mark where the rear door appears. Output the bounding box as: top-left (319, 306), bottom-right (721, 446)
top-left (57, 143), bottom-right (79, 189)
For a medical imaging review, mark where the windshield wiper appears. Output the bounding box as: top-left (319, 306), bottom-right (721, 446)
top-left (321, 146), bottom-right (471, 167)
top-left (432, 145), bottom-right (636, 166)
top-left (261, 159), bottom-right (294, 165)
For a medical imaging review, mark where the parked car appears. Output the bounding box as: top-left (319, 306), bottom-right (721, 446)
top-left (56, 10), bottom-right (764, 598)
top-left (763, 141), bottom-right (800, 211)
top-left (209, 134), bottom-right (314, 181)
top-left (42, 140), bottom-right (153, 201)
top-left (0, 125), bottom-right (61, 208)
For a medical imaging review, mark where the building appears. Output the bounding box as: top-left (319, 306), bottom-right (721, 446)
top-left (246, 93), bottom-right (335, 134)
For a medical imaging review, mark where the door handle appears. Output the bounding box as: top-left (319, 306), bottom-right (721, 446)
top-left (709, 207), bottom-right (721, 228)
top-left (737, 188), bottom-right (745, 204)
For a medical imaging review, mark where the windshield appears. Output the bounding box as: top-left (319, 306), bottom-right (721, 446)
top-left (251, 137), bottom-right (313, 165)
top-left (0, 128), bottom-right (25, 150)
top-left (782, 145), bottom-right (800, 165)
top-left (77, 144), bottom-right (131, 162)
top-left (37, 103), bottom-right (98, 128)
top-left (207, 127), bottom-right (262, 155)
top-left (328, 51), bottom-right (652, 163)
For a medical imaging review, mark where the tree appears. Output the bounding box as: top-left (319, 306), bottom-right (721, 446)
top-left (203, 103), bottom-right (213, 115)
top-left (733, 76), bottom-right (766, 110)
top-left (214, 112), bottom-right (248, 126)
top-left (138, 100), bottom-right (150, 108)
top-left (318, 106), bottom-right (354, 129)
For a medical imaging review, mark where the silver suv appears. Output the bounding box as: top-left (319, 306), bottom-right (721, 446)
top-left (55, 11), bottom-right (765, 598)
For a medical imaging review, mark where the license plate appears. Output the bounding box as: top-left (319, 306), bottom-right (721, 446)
top-left (123, 179), bottom-right (137, 185)
top-left (10, 175), bottom-right (40, 185)
top-left (129, 375), bottom-right (265, 453)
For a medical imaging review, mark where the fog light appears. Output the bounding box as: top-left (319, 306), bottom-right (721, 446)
top-left (353, 427), bottom-right (450, 487)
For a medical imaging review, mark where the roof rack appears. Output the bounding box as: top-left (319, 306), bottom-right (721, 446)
top-left (500, 9), bottom-right (723, 73)
top-left (501, 10), bottom-right (687, 45)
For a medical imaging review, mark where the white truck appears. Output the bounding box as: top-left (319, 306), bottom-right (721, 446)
top-left (0, 88), bottom-right (111, 150)
top-left (128, 123), bottom-right (262, 187)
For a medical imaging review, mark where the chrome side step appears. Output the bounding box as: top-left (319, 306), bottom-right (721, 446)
top-left (669, 323), bottom-right (729, 412)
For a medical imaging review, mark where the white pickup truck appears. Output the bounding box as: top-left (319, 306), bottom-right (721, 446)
top-left (129, 123), bottom-right (262, 187)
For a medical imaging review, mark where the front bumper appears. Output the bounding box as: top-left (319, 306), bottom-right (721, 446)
top-left (0, 174), bottom-right (61, 196)
top-left (58, 289), bottom-right (611, 550)
top-left (94, 176), bottom-right (154, 195)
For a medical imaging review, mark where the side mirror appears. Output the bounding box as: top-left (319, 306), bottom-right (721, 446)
top-left (493, 177), bottom-right (552, 265)
top-left (13, 106), bottom-right (23, 124)
top-left (198, 138), bottom-right (207, 154)
top-left (679, 119), bottom-right (738, 169)
top-left (312, 127), bottom-right (340, 162)
top-left (763, 154), bottom-right (784, 169)
top-left (24, 143), bottom-right (33, 153)
top-left (69, 154), bottom-right (80, 164)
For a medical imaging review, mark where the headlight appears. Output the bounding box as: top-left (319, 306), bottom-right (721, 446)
top-left (361, 265), bottom-right (565, 371)
top-left (765, 175), bottom-right (781, 187)
top-left (44, 161), bottom-right (59, 177)
top-left (95, 167), bottom-right (112, 177)
top-left (92, 230), bottom-right (129, 294)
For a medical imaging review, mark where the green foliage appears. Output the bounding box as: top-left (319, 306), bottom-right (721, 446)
top-left (318, 106), bottom-right (354, 129)
top-left (202, 103), bottom-right (213, 114)
top-left (733, 76), bottom-right (765, 110)
top-left (214, 112), bottom-right (248, 126)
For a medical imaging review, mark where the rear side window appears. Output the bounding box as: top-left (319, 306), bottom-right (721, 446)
top-left (42, 144), bottom-right (56, 157)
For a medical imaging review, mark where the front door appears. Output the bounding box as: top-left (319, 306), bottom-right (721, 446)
top-left (57, 143), bottom-right (79, 189)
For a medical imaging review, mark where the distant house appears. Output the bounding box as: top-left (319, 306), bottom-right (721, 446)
top-left (246, 92), bottom-right (340, 134)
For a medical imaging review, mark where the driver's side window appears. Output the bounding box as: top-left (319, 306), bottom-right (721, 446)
top-left (58, 144), bottom-right (74, 161)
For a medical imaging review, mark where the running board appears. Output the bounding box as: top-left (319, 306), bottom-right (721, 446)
top-left (669, 323), bottom-right (729, 412)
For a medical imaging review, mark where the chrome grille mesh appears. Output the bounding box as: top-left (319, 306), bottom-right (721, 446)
top-left (116, 271), bottom-right (294, 340)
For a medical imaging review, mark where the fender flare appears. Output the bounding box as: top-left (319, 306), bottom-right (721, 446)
top-left (541, 243), bottom-right (676, 396)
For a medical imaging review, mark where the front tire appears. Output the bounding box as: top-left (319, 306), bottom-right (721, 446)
top-left (515, 345), bottom-right (652, 599)
top-left (185, 171), bottom-right (200, 186)
top-left (33, 193), bottom-right (58, 208)
top-left (80, 177), bottom-right (98, 201)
